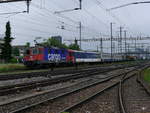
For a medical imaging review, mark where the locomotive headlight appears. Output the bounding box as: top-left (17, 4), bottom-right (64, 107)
top-left (30, 56), bottom-right (33, 60)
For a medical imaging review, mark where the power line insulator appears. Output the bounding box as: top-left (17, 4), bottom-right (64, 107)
top-left (61, 25), bottom-right (65, 29)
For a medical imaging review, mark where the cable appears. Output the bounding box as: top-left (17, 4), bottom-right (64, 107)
top-left (0, 4), bottom-right (60, 29)
top-left (32, 2), bottom-right (95, 36)
top-left (93, 0), bottom-right (148, 37)
top-left (109, 1), bottom-right (150, 10)
top-left (94, 0), bottom-right (123, 24)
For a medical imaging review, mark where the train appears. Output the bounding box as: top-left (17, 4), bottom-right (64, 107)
top-left (23, 46), bottom-right (124, 67)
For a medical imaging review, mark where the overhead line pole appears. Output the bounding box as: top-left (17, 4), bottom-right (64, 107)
top-left (119, 26), bottom-right (123, 55)
top-left (79, 0), bottom-right (82, 9)
top-left (100, 38), bottom-right (103, 53)
top-left (124, 30), bottom-right (127, 58)
top-left (110, 22), bottom-right (113, 60)
top-left (54, 0), bottom-right (82, 49)
top-left (79, 0), bottom-right (82, 49)
top-left (79, 22), bottom-right (82, 49)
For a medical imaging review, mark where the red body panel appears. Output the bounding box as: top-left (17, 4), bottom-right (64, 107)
top-left (66, 50), bottom-right (75, 63)
top-left (24, 48), bottom-right (44, 62)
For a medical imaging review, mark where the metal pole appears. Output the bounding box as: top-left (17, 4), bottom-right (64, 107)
top-left (97, 45), bottom-right (98, 52)
top-left (79, 0), bottom-right (82, 9)
top-left (100, 38), bottom-right (103, 53)
top-left (124, 30), bottom-right (127, 58)
top-left (27, 0), bottom-right (30, 13)
top-left (110, 23), bottom-right (113, 60)
top-left (135, 38), bottom-right (137, 52)
top-left (79, 22), bottom-right (82, 49)
top-left (119, 27), bottom-right (123, 55)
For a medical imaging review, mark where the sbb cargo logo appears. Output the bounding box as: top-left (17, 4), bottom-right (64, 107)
top-left (48, 54), bottom-right (61, 62)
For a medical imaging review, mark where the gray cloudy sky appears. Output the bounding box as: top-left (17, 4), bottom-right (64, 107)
top-left (0, 0), bottom-right (150, 51)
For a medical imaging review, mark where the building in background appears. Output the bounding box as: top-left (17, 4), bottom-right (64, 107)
top-left (0, 35), bottom-right (4, 57)
top-left (12, 45), bottom-right (27, 57)
top-left (51, 36), bottom-right (62, 44)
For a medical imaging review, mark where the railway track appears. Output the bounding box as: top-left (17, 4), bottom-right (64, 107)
top-left (0, 63), bottom-right (148, 113)
top-left (119, 68), bottom-right (150, 113)
top-left (0, 63), bottom-right (138, 81)
top-left (0, 65), bottom-right (104, 81)
top-left (0, 66), bottom-right (122, 96)
top-left (0, 63), bottom-right (137, 96)
top-left (0, 64), bottom-right (142, 113)
top-left (59, 66), bottom-right (141, 113)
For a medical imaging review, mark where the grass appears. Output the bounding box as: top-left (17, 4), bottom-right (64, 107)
top-left (0, 64), bottom-right (26, 73)
top-left (143, 68), bottom-right (150, 83)
top-left (0, 60), bottom-right (140, 75)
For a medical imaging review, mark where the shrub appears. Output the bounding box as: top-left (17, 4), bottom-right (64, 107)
top-left (10, 58), bottom-right (18, 63)
top-left (0, 64), bottom-right (26, 73)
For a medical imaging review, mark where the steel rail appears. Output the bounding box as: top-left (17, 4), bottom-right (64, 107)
top-left (0, 67), bottom-right (119, 96)
top-left (4, 70), bottom-right (127, 113)
top-left (0, 64), bottom-right (145, 113)
top-left (0, 64), bottom-right (122, 81)
top-left (137, 69), bottom-right (150, 95)
top-left (59, 82), bottom-right (119, 113)
top-left (60, 64), bottom-right (148, 113)
top-left (58, 67), bottom-right (141, 113)
top-left (0, 66), bottom-right (138, 113)
top-left (118, 76), bottom-right (127, 113)
top-left (118, 65), bottom-right (149, 113)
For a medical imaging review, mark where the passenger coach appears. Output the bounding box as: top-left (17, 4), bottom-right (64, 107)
top-left (73, 50), bottom-right (101, 63)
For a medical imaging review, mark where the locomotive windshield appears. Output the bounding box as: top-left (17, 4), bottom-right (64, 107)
top-left (25, 49), bottom-right (30, 55)
top-left (32, 48), bottom-right (38, 55)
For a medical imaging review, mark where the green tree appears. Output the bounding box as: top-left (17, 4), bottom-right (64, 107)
top-left (42, 37), bottom-right (80, 50)
top-left (68, 43), bottom-right (80, 50)
top-left (12, 47), bottom-right (20, 56)
top-left (1, 21), bottom-right (13, 62)
top-left (26, 42), bottom-right (30, 47)
top-left (42, 38), bottom-right (68, 49)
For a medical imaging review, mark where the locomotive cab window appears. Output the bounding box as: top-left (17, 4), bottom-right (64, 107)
top-left (25, 49), bottom-right (30, 55)
top-left (32, 48), bottom-right (38, 55)
top-left (39, 48), bottom-right (43, 54)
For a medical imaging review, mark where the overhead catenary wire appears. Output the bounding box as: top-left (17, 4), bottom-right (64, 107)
top-left (93, 0), bottom-right (149, 37)
top-left (0, 0), bottom-right (113, 39)
top-left (0, 0), bottom-right (104, 46)
top-left (32, 2), bottom-right (104, 37)
top-left (93, 0), bottom-right (124, 25)
top-left (0, 4), bottom-right (61, 29)
top-left (109, 1), bottom-right (150, 11)
top-left (72, 0), bottom-right (109, 36)
top-left (50, 0), bottom-right (109, 32)
top-left (2, 0), bottom-right (148, 50)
